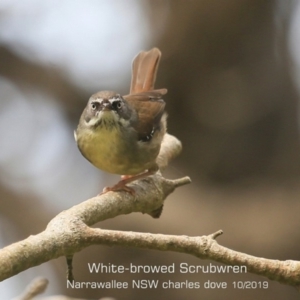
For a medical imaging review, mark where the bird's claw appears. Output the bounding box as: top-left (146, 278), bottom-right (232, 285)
top-left (99, 182), bottom-right (135, 195)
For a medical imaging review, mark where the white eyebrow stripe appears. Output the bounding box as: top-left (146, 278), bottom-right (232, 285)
top-left (108, 98), bottom-right (121, 104)
top-left (93, 97), bottom-right (120, 103)
top-left (92, 98), bottom-right (103, 102)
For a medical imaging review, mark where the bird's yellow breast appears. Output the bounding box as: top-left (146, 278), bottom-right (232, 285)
top-left (75, 126), bottom-right (156, 175)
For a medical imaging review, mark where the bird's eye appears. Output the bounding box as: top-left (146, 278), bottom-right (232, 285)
top-left (112, 101), bottom-right (122, 110)
top-left (91, 102), bottom-right (98, 110)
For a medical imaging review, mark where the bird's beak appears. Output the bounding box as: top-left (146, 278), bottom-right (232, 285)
top-left (101, 100), bottom-right (112, 111)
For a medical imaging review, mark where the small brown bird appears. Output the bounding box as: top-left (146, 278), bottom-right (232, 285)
top-left (74, 48), bottom-right (167, 193)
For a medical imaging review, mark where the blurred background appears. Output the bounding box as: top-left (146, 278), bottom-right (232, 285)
top-left (1, 0), bottom-right (300, 299)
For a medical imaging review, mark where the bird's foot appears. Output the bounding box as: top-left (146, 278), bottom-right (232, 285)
top-left (99, 166), bottom-right (158, 196)
top-left (101, 181), bottom-right (135, 195)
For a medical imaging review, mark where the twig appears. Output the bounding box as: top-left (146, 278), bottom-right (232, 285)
top-left (13, 277), bottom-right (48, 300)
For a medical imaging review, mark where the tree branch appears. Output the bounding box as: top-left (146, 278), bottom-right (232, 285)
top-left (0, 133), bottom-right (191, 281)
top-left (1, 133), bottom-right (299, 290)
top-left (81, 229), bottom-right (300, 287)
